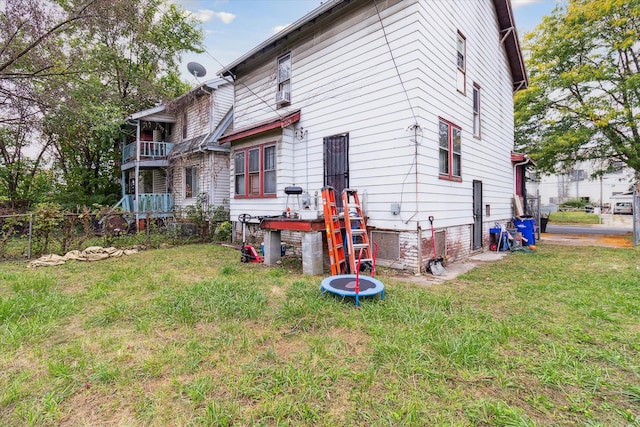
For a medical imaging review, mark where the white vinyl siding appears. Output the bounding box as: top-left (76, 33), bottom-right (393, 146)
top-left (230, 0), bottom-right (517, 233)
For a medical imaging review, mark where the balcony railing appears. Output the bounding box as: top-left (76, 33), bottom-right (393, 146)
top-left (122, 141), bottom-right (174, 163)
top-left (115, 193), bottom-right (174, 215)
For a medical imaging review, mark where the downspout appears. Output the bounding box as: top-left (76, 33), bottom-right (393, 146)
top-left (404, 124), bottom-right (421, 224)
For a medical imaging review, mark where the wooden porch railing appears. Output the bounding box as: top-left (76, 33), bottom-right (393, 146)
top-left (114, 194), bottom-right (174, 215)
top-left (122, 141), bottom-right (175, 163)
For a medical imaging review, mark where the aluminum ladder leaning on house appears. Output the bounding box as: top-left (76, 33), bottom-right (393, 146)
top-left (321, 186), bottom-right (348, 275)
top-left (342, 188), bottom-right (373, 274)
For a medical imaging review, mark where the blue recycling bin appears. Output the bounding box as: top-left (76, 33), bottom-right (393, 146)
top-left (514, 218), bottom-right (535, 246)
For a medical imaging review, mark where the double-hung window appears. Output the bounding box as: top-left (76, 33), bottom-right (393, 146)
top-left (473, 83), bottom-right (481, 138)
top-left (182, 112), bottom-right (188, 139)
top-left (439, 119), bottom-right (462, 181)
top-left (185, 166), bottom-right (198, 198)
top-left (276, 53), bottom-right (291, 106)
top-left (234, 144), bottom-right (277, 198)
top-left (456, 32), bottom-right (466, 94)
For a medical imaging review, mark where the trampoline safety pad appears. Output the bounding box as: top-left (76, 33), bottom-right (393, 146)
top-left (320, 274), bottom-right (385, 306)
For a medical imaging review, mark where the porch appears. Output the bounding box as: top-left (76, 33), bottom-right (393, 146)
top-left (122, 141), bottom-right (174, 169)
top-left (114, 193), bottom-right (175, 217)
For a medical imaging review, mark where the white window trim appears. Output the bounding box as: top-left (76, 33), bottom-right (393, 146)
top-left (456, 31), bottom-right (466, 94)
top-left (473, 83), bottom-right (481, 139)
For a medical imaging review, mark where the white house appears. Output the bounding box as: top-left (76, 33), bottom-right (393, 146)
top-left (528, 160), bottom-right (636, 209)
top-left (119, 78), bottom-right (233, 226)
top-left (217, 0), bottom-right (529, 273)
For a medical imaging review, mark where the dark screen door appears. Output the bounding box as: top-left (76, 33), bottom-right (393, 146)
top-left (324, 134), bottom-right (349, 209)
top-left (473, 180), bottom-right (483, 250)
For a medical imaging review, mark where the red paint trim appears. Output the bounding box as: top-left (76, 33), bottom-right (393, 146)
top-left (234, 143), bottom-right (277, 198)
top-left (438, 118), bottom-right (463, 182)
top-left (219, 110), bottom-right (301, 143)
top-left (511, 152), bottom-right (526, 162)
top-left (439, 175), bottom-right (462, 183)
top-left (260, 218), bottom-right (326, 232)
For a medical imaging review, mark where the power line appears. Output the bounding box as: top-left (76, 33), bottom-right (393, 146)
top-left (372, 0), bottom-right (418, 125)
top-left (157, 4), bottom-right (283, 119)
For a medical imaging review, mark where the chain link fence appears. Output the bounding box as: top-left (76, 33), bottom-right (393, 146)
top-left (0, 207), bottom-right (231, 262)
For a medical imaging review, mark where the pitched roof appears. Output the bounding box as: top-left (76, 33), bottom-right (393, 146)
top-left (217, 0), bottom-right (528, 91)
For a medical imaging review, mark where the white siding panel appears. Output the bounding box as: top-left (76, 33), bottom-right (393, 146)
top-left (228, 0), bottom-right (520, 263)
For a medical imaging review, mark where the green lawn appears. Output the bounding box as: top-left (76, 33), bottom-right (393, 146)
top-left (549, 211), bottom-right (600, 224)
top-left (1, 243), bottom-right (639, 426)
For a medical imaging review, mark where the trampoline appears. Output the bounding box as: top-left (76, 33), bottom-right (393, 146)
top-left (320, 274), bottom-right (385, 307)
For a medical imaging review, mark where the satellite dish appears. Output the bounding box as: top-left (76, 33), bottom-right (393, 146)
top-left (187, 62), bottom-right (207, 78)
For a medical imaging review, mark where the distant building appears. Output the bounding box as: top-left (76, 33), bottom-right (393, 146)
top-left (529, 160), bottom-right (635, 208)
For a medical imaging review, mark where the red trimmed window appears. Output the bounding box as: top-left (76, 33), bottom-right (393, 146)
top-left (439, 119), bottom-right (462, 181)
top-left (234, 144), bottom-right (276, 198)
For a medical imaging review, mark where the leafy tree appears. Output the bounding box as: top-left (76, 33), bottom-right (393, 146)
top-left (515, 0), bottom-right (640, 177)
top-left (0, 0), bottom-right (92, 204)
top-left (0, 0), bottom-right (202, 207)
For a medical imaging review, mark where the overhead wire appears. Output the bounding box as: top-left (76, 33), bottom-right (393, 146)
top-left (372, 0), bottom-right (418, 125)
top-left (156, 3), bottom-right (283, 119)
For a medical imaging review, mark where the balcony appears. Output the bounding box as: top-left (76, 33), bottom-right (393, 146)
top-left (121, 141), bottom-right (174, 170)
top-left (115, 193), bottom-right (175, 216)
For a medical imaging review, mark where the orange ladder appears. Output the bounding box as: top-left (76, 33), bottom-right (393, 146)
top-left (321, 186), bottom-right (347, 275)
top-left (342, 188), bottom-right (373, 274)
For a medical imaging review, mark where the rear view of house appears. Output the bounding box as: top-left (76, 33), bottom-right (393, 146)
top-left (218, 0), bottom-right (529, 273)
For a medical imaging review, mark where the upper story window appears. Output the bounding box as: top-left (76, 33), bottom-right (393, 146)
top-left (439, 119), bottom-right (462, 181)
top-left (456, 32), bottom-right (466, 94)
top-left (276, 53), bottom-right (291, 107)
top-left (234, 143), bottom-right (277, 198)
top-left (185, 166), bottom-right (199, 198)
top-left (182, 112), bottom-right (188, 139)
top-left (473, 83), bottom-right (481, 138)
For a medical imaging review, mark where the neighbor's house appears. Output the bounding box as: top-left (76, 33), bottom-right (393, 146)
top-left (217, 0), bottom-right (529, 272)
top-left (119, 78), bottom-right (233, 226)
top-left (528, 159), bottom-right (636, 210)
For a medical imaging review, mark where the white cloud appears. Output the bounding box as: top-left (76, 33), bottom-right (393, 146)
top-left (215, 12), bottom-right (236, 24)
top-left (273, 24), bottom-right (291, 34)
top-left (188, 9), bottom-right (236, 24)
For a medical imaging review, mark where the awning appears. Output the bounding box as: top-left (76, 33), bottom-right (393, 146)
top-left (219, 110), bottom-right (301, 144)
top-left (511, 152), bottom-right (536, 166)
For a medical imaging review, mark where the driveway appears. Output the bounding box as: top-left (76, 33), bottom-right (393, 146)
top-left (541, 223), bottom-right (633, 248)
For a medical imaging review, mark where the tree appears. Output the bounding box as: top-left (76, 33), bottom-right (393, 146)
top-left (515, 0), bottom-right (640, 177)
top-left (0, 0), bottom-right (95, 205)
top-left (0, 0), bottom-right (202, 207)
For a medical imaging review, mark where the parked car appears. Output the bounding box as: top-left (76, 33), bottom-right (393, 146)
top-left (613, 202), bottom-right (633, 215)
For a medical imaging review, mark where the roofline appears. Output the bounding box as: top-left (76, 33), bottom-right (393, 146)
top-left (130, 105), bottom-right (167, 121)
top-left (492, 0), bottom-right (529, 91)
top-left (219, 110), bottom-right (301, 143)
top-left (218, 0), bottom-right (527, 92)
top-left (511, 152), bottom-right (536, 166)
top-left (217, 0), bottom-right (345, 77)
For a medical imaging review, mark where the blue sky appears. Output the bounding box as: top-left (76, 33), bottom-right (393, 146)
top-left (173, 0), bottom-right (560, 84)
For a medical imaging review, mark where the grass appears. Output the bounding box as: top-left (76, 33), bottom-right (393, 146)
top-left (549, 211), bottom-right (600, 224)
top-left (1, 243), bottom-right (639, 425)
